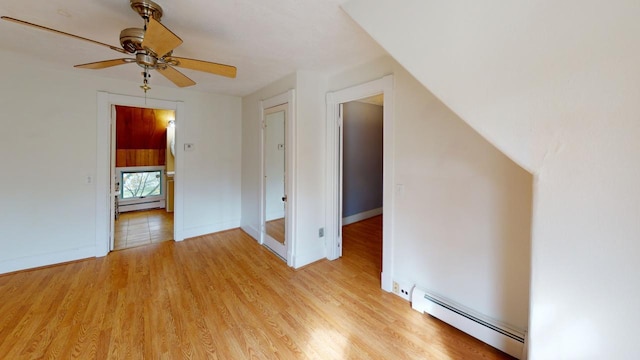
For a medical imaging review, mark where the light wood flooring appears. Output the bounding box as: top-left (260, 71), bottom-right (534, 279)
top-left (114, 208), bottom-right (173, 250)
top-left (266, 217), bottom-right (285, 244)
top-left (0, 216), bottom-right (513, 359)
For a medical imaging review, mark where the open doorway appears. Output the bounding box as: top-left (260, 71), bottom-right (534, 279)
top-left (325, 75), bottom-right (395, 291)
top-left (112, 105), bottom-right (175, 250)
top-left (340, 96), bottom-right (384, 273)
top-left (95, 92), bottom-right (184, 256)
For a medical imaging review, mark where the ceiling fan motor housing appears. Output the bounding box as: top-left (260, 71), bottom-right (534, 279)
top-left (119, 28), bottom-right (145, 53)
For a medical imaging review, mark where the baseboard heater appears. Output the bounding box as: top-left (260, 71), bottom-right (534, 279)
top-left (411, 288), bottom-right (526, 359)
top-left (119, 199), bottom-right (165, 213)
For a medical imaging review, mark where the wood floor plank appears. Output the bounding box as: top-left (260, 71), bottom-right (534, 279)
top-left (0, 216), bottom-right (514, 359)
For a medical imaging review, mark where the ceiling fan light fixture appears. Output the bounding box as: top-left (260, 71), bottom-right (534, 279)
top-left (2, 0), bottom-right (237, 94)
top-left (135, 52), bottom-right (157, 68)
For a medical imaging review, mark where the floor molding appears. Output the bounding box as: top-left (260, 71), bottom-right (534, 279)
top-left (342, 207), bottom-right (383, 226)
top-left (0, 246), bottom-right (96, 275)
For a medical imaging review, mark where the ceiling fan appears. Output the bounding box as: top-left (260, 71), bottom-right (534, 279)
top-left (1, 0), bottom-right (237, 92)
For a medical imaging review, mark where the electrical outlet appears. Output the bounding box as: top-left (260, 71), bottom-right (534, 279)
top-left (392, 280), bottom-right (414, 301)
top-left (319, 227), bottom-right (324, 237)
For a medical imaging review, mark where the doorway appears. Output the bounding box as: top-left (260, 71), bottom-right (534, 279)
top-left (340, 96), bottom-right (384, 273)
top-left (95, 92), bottom-right (184, 256)
top-left (112, 105), bottom-right (175, 250)
top-left (263, 104), bottom-right (287, 249)
top-left (259, 90), bottom-right (296, 265)
top-left (325, 75), bottom-right (395, 291)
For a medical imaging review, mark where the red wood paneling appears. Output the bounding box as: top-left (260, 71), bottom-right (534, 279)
top-left (115, 106), bottom-right (173, 167)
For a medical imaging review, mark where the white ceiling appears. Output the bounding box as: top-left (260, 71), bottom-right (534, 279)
top-left (0, 0), bottom-right (386, 96)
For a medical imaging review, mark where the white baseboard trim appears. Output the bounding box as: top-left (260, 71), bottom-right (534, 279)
top-left (0, 246), bottom-right (97, 275)
top-left (342, 207), bottom-right (383, 226)
top-left (181, 218), bottom-right (241, 240)
top-left (241, 225), bottom-right (260, 242)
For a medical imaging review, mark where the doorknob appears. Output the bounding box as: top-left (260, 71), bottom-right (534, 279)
top-left (282, 195), bottom-right (287, 202)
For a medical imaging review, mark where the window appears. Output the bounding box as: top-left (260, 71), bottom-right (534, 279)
top-left (121, 170), bottom-right (162, 199)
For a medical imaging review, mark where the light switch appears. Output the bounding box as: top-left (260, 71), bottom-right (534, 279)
top-left (184, 143), bottom-right (195, 152)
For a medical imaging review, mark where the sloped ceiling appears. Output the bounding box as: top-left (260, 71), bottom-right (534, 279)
top-left (0, 0), bottom-right (386, 96)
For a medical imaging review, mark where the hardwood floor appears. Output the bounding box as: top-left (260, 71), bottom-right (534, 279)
top-left (0, 216), bottom-right (513, 359)
top-left (266, 218), bottom-right (285, 244)
top-left (114, 208), bottom-right (173, 250)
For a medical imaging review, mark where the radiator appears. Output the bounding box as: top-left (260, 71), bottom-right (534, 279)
top-left (411, 288), bottom-right (526, 359)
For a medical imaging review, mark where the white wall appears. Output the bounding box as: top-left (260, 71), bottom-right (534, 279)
top-left (343, 1), bottom-right (640, 358)
top-left (177, 90), bottom-right (242, 239)
top-left (0, 49), bottom-right (242, 273)
top-left (293, 71), bottom-right (328, 266)
top-left (328, 56), bottom-right (533, 332)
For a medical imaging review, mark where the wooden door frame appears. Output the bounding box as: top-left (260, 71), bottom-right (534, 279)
top-left (325, 75), bottom-right (395, 292)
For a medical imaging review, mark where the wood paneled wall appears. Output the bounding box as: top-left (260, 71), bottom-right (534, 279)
top-left (115, 106), bottom-right (173, 167)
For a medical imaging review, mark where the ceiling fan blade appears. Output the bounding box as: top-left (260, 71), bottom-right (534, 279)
top-left (142, 17), bottom-right (182, 57)
top-left (167, 56), bottom-right (237, 78)
top-left (1, 16), bottom-right (127, 54)
top-left (157, 65), bottom-right (196, 87)
top-left (74, 59), bottom-right (131, 69)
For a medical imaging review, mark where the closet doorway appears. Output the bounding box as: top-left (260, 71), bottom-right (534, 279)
top-left (325, 75), bottom-right (395, 291)
top-left (340, 96), bottom-right (384, 276)
top-left (112, 105), bottom-right (175, 250)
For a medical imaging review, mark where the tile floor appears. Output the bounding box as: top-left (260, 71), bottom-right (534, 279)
top-left (114, 209), bottom-right (174, 250)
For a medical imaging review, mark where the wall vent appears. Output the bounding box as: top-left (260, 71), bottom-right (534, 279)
top-left (412, 288), bottom-right (526, 359)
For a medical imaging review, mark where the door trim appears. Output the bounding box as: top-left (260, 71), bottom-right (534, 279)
top-left (259, 90), bottom-right (296, 266)
top-left (325, 75), bottom-right (395, 292)
top-left (96, 92), bottom-right (184, 256)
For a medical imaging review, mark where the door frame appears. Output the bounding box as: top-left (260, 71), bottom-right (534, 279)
top-left (95, 92), bottom-right (184, 255)
top-left (325, 75), bottom-right (395, 292)
top-left (261, 103), bottom-right (288, 259)
top-left (259, 89), bottom-right (296, 266)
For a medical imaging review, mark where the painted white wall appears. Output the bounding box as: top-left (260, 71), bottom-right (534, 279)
top-left (0, 49), bottom-right (242, 273)
top-left (343, 0), bottom-right (640, 358)
top-left (328, 56), bottom-right (533, 332)
top-left (293, 71), bottom-right (328, 266)
top-left (177, 90), bottom-right (242, 239)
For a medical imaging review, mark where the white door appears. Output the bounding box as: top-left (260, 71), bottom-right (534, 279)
top-left (262, 104), bottom-right (287, 259)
